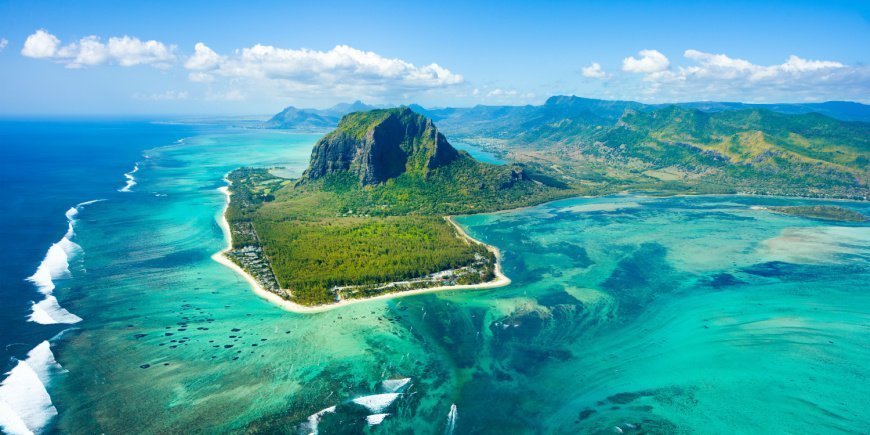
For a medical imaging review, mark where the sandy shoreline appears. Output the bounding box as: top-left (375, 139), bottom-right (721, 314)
top-left (212, 180), bottom-right (511, 314)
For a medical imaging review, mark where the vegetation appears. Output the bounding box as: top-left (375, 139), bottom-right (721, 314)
top-left (765, 205), bottom-right (867, 222)
top-left (233, 101), bottom-right (870, 306)
top-left (227, 108), bottom-right (568, 306)
top-left (429, 97), bottom-right (869, 200)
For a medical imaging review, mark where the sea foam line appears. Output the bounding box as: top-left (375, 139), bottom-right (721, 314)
top-left (118, 163), bottom-right (139, 192)
top-left (0, 341), bottom-right (64, 435)
top-left (27, 200), bottom-right (102, 325)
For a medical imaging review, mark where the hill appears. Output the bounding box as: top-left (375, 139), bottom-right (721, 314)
top-left (263, 100), bottom-right (378, 129)
top-left (425, 97), bottom-right (869, 199)
top-left (225, 108), bottom-right (567, 306)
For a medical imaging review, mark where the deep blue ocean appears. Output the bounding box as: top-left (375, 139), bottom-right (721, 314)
top-left (0, 120), bottom-right (198, 373)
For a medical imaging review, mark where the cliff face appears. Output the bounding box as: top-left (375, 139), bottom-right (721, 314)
top-left (304, 107), bottom-right (460, 185)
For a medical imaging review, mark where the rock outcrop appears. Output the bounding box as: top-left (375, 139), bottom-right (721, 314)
top-left (304, 107), bottom-right (460, 185)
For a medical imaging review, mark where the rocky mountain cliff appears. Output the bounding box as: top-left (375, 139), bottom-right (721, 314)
top-left (304, 107), bottom-right (463, 185)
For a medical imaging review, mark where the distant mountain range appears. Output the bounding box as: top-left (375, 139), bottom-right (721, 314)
top-left (265, 96), bottom-right (870, 130)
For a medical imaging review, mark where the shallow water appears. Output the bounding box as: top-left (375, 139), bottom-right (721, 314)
top-left (3, 124), bottom-right (868, 433)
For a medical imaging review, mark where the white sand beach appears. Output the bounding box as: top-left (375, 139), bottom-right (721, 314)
top-left (212, 181), bottom-right (511, 314)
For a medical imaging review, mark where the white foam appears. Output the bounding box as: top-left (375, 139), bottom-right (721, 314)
top-left (118, 164), bottom-right (139, 192)
top-left (352, 393), bottom-right (400, 413)
top-left (0, 341), bottom-right (62, 435)
top-left (381, 377), bottom-right (410, 393)
top-left (29, 296), bottom-right (82, 325)
top-left (366, 413), bottom-right (389, 426)
top-left (26, 201), bottom-right (100, 325)
top-left (301, 405), bottom-right (335, 435)
top-left (445, 404), bottom-right (458, 435)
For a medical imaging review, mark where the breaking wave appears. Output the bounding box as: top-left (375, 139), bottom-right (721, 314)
top-left (301, 405), bottom-right (335, 435)
top-left (352, 393), bottom-right (400, 413)
top-left (381, 378), bottom-right (411, 393)
top-left (0, 341), bottom-right (64, 435)
top-left (118, 164), bottom-right (138, 192)
top-left (365, 413), bottom-right (389, 426)
top-left (26, 200), bottom-right (101, 324)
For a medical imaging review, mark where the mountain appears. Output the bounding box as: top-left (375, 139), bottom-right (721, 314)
top-left (326, 100), bottom-right (377, 115)
top-left (263, 100), bottom-right (378, 129)
top-left (225, 108), bottom-right (566, 306)
top-left (265, 96), bottom-right (870, 132)
top-left (610, 106), bottom-right (868, 181)
top-left (304, 108), bottom-right (459, 185)
top-left (263, 106), bottom-right (336, 129)
top-left (675, 100), bottom-right (870, 122)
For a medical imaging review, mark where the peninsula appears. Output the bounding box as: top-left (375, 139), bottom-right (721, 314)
top-left (221, 107), bottom-right (568, 309)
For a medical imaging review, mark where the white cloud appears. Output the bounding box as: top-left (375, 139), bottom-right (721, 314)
top-left (0, 38), bottom-right (8, 52)
top-left (21, 29), bottom-right (60, 58)
top-left (620, 48), bottom-right (866, 102)
top-left (487, 88), bottom-right (518, 97)
top-left (21, 29), bottom-right (175, 68)
top-left (205, 89), bottom-right (246, 101)
top-left (185, 42), bottom-right (221, 70)
top-left (622, 49), bottom-right (669, 74)
top-left (681, 49), bottom-right (845, 82)
top-left (185, 43), bottom-right (463, 98)
top-left (188, 72), bottom-right (215, 83)
top-left (132, 90), bottom-right (189, 101)
top-left (479, 87), bottom-right (535, 103)
top-left (581, 62), bottom-right (610, 79)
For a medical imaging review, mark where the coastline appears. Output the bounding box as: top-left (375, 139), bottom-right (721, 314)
top-left (213, 179), bottom-right (865, 314)
top-left (212, 179), bottom-right (511, 314)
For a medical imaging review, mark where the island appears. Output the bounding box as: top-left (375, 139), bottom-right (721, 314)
top-left (763, 205), bottom-right (867, 222)
top-left (219, 107), bottom-right (569, 310)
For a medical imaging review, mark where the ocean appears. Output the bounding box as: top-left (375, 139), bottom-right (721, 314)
top-left (0, 120), bottom-right (867, 433)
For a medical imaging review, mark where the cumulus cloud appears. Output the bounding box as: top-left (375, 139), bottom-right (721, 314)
top-left (620, 48), bottom-right (867, 102)
top-left (581, 62), bottom-right (610, 79)
top-left (21, 29), bottom-right (175, 68)
top-left (185, 42), bottom-right (221, 70)
top-left (622, 49), bottom-right (669, 74)
top-left (21, 30), bottom-right (60, 58)
top-left (184, 42), bottom-right (463, 98)
top-left (681, 49), bottom-right (844, 81)
top-left (0, 38), bottom-right (8, 52)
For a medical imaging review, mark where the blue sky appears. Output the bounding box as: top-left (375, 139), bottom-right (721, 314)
top-left (0, 0), bottom-right (868, 115)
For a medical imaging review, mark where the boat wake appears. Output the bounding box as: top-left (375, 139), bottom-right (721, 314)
top-left (118, 164), bottom-right (139, 192)
top-left (26, 200), bottom-right (101, 325)
top-left (445, 404), bottom-right (458, 435)
top-left (0, 341), bottom-right (64, 435)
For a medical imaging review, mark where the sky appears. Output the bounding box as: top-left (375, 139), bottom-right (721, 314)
top-left (0, 0), bottom-right (868, 115)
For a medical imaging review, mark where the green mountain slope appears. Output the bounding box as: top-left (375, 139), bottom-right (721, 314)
top-left (427, 99), bottom-right (868, 199)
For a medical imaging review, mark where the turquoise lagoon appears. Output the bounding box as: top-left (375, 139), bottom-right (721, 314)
top-left (15, 126), bottom-right (869, 433)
